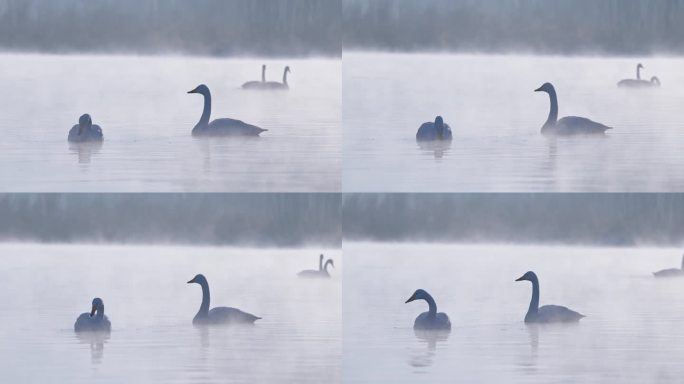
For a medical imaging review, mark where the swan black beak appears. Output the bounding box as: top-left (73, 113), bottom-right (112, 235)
top-left (187, 278), bottom-right (196, 284)
top-left (534, 86), bottom-right (542, 92)
top-left (515, 276), bottom-right (525, 282)
top-left (187, 89), bottom-right (196, 94)
top-left (405, 295), bottom-right (416, 304)
top-left (90, 305), bottom-right (96, 317)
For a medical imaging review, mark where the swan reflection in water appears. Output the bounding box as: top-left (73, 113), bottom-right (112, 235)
top-left (417, 140), bottom-right (452, 159)
top-left (409, 329), bottom-right (450, 369)
top-left (75, 331), bottom-right (110, 364)
top-left (69, 141), bottom-right (103, 164)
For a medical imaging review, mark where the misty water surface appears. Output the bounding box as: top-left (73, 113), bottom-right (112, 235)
top-left (0, 243), bottom-right (341, 383)
top-left (0, 53), bottom-right (341, 192)
top-left (343, 52), bottom-right (684, 192)
top-left (344, 242), bottom-right (684, 383)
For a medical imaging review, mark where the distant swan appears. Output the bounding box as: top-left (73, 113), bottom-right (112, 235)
top-left (298, 258), bottom-right (334, 278)
top-left (263, 66), bottom-right (290, 90)
top-left (187, 274), bottom-right (261, 326)
top-left (653, 254), bottom-right (684, 277)
top-left (535, 82), bottom-right (612, 136)
top-left (242, 64), bottom-right (267, 89)
top-left (74, 297), bottom-right (111, 333)
top-left (516, 271), bottom-right (585, 323)
top-left (68, 114), bottom-right (103, 143)
top-left (617, 63), bottom-right (660, 88)
top-left (188, 84), bottom-right (267, 137)
top-left (405, 289), bottom-right (451, 331)
top-left (416, 116), bottom-right (453, 141)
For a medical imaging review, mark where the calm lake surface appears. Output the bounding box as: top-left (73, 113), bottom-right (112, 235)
top-left (344, 242), bottom-right (684, 383)
top-left (0, 243), bottom-right (341, 383)
top-left (343, 52), bottom-right (684, 192)
top-left (0, 53), bottom-right (340, 192)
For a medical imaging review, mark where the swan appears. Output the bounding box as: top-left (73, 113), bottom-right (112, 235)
top-left (515, 271), bottom-right (585, 323)
top-left (416, 116), bottom-right (453, 141)
top-left (263, 66), bottom-right (290, 90)
top-left (297, 258), bottom-right (334, 278)
top-left (241, 64), bottom-right (267, 89)
top-left (187, 274), bottom-right (261, 326)
top-left (617, 63), bottom-right (645, 87)
top-left (188, 84), bottom-right (267, 137)
top-left (535, 82), bottom-right (612, 136)
top-left (68, 114), bottom-right (103, 143)
top-left (74, 298), bottom-right (111, 333)
top-left (405, 289), bottom-right (451, 331)
top-left (653, 254), bottom-right (684, 277)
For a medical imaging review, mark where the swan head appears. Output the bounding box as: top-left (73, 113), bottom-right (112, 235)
top-left (188, 84), bottom-right (210, 95)
top-left (515, 271), bottom-right (538, 283)
top-left (187, 274), bottom-right (208, 285)
top-left (285, 66), bottom-right (291, 74)
top-left (90, 297), bottom-right (104, 316)
top-left (78, 114), bottom-right (92, 134)
top-left (405, 289), bottom-right (430, 304)
top-left (534, 82), bottom-right (554, 94)
top-left (651, 76), bottom-right (661, 85)
top-left (637, 63), bottom-right (644, 70)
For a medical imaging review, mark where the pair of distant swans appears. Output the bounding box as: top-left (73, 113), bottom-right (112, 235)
top-left (242, 64), bottom-right (291, 90)
top-left (297, 253), bottom-right (335, 278)
top-left (617, 63), bottom-right (661, 88)
top-left (74, 274), bottom-right (260, 333)
top-left (405, 271), bottom-right (585, 331)
top-left (417, 82), bottom-right (611, 140)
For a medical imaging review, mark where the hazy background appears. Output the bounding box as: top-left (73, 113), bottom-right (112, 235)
top-left (343, 194), bottom-right (684, 246)
top-left (0, 0), bottom-right (341, 56)
top-left (344, 0), bottom-right (684, 55)
top-left (0, 193), bottom-right (341, 246)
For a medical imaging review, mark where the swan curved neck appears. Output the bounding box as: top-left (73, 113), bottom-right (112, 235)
top-left (637, 65), bottom-right (642, 80)
top-left (422, 294), bottom-right (437, 317)
top-left (319, 256), bottom-right (323, 271)
top-left (196, 281), bottom-right (211, 318)
top-left (197, 91), bottom-right (211, 128)
top-left (261, 67), bottom-right (266, 82)
top-left (527, 278), bottom-right (540, 318)
top-left (543, 90), bottom-right (558, 130)
top-left (282, 69), bottom-right (289, 85)
top-left (95, 305), bottom-right (104, 319)
top-left (323, 259), bottom-right (333, 272)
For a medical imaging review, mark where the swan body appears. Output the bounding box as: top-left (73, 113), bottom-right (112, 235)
top-left (298, 258), bottom-right (334, 278)
top-left (416, 116), bottom-right (453, 141)
top-left (654, 254), bottom-right (684, 277)
top-left (187, 274), bottom-right (260, 326)
top-left (262, 66), bottom-right (290, 90)
top-left (188, 84), bottom-right (267, 137)
top-left (516, 271), bottom-right (585, 323)
top-left (68, 114), bottom-right (103, 143)
top-left (74, 298), bottom-right (111, 333)
top-left (242, 64), bottom-right (267, 89)
top-left (405, 289), bottom-right (451, 331)
top-left (535, 82), bottom-right (611, 136)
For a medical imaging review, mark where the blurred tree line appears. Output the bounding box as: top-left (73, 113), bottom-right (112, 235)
top-left (344, 0), bottom-right (684, 55)
top-left (0, 0), bottom-right (341, 56)
top-left (344, 194), bottom-right (684, 247)
top-left (0, 194), bottom-right (341, 247)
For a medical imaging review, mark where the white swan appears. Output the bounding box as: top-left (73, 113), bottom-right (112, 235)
top-left (653, 254), bottom-right (684, 277)
top-left (297, 258), bottom-right (334, 278)
top-left (74, 298), bottom-right (111, 333)
top-left (416, 116), bottom-right (453, 141)
top-left (187, 274), bottom-right (261, 325)
top-left (241, 64), bottom-right (267, 89)
top-left (262, 66), bottom-right (290, 90)
top-left (188, 84), bottom-right (267, 137)
top-left (405, 289), bottom-right (451, 331)
top-left (68, 114), bottom-right (103, 143)
top-left (535, 82), bottom-right (612, 136)
top-left (516, 271), bottom-right (585, 323)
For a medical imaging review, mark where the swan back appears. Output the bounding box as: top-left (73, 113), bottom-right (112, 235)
top-left (74, 297), bottom-right (111, 333)
top-left (416, 116), bottom-right (453, 141)
top-left (68, 114), bottom-right (104, 143)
